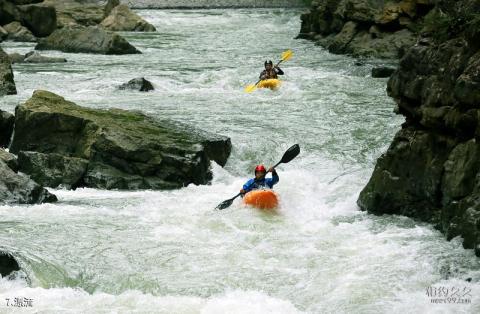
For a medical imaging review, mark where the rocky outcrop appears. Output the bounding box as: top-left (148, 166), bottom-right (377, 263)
top-left (298, 0), bottom-right (435, 58)
top-left (119, 77), bottom-right (154, 91)
top-left (2, 21), bottom-right (36, 42)
top-left (35, 26), bottom-right (141, 54)
top-left (0, 252), bottom-right (19, 278)
top-left (358, 0), bottom-right (480, 255)
top-left (0, 110), bottom-right (14, 147)
top-left (0, 47), bottom-right (16, 96)
top-left (10, 90), bottom-right (231, 190)
top-left (0, 158), bottom-right (57, 204)
top-left (101, 4), bottom-right (156, 31)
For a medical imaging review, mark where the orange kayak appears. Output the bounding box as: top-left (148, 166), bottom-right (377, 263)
top-left (243, 189), bottom-right (279, 210)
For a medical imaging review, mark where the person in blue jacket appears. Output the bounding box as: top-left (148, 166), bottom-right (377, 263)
top-left (240, 164), bottom-right (279, 195)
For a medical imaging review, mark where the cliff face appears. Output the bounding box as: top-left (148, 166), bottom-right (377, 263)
top-left (358, 0), bottom-right (480, 256)
top-left (298, 0), bottom-right (436, 58)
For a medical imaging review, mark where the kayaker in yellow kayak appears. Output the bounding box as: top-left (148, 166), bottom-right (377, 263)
top-left (260, 60), bottom-right (284, 80)
top-left (240, 164), bottom-right (279, 195)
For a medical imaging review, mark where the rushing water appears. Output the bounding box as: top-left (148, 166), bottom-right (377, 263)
top-left (1, 8), bottom-right (479, 313)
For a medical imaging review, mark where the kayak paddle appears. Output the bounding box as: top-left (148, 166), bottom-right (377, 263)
top-left (244, 49), bottom-right (293, 93)
top-left (215, 144), bottom-right (300, 210)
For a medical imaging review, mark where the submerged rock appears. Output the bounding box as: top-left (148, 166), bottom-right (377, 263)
top-left (10, 90), bottom-right (231, 190)
top-left (0, 47), bottom-right (16, 96)
top-left (0, 252), bottom-right (19, 278)
top-left (372, 66), bottom-right (396, 78)
top-left (24, 51), bottom-right (67, 63)
top-left (101, 4), bottom-right (156, 32)
top-left (119, 77), bottom-right (154, 92)
top-left (35, 26), bottom-right (141, 55)
top-left (8, 52), bottom-right (25, 63)
top-left (0, 159), bottom-right (57, 204)
top-left (2, 21), bottom-right (36, 42)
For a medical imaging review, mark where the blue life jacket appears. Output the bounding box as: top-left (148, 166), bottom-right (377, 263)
top-left (242, 173), bottom-right (279, 193)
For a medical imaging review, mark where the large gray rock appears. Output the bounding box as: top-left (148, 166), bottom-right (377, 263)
top-left (17, 151), bottom-right (88, 189)
top-left (17, 3), bottom-right (57, 37)
top-left (35, 26), bottom-right (141, 54)
top-left (0, 47), bottom-right (17, 96)
top-left (2, 21), bottom-right (36, 42)
top-left (0, 110), bottom-right (14, 147)
top-left (43, 0), bottom-right (110, 28)
top-left (101, 4), bottom-right (156, 32)
top-left (119, 77), bottom-right (154, 92)
top-left (0, 159), bottom-right (57, 204)
top-left (10, 90), bottom-right (231, 190)
top-left (0, 0), bottom-right (21, 26)
top-left (0, 252), bottom-right (19, 278)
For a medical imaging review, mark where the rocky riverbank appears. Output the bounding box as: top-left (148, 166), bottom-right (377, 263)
top-left (298, 0), bottom-right (436, 58)
top-left (358, 0), bottom-right (480, 256)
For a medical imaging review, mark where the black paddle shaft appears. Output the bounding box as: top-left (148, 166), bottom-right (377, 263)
top-left (215, 144), bottom-right (300, 210)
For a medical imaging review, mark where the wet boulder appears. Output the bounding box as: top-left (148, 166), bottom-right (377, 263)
top-left (0, 26), bottom-right (7, 41)
top-left (35, 26), bottom-right (141, 55)
top-left (0, 159), bottom-right (57, 204)
top-left (17, 151), bottom-right (88, 189)
top-left (2, 21), bottom-right (36, 42)
top-left (10, 90), bottom-right (231, 190)
top-left (23, 51), bottom-right (67, 63)
top-left (372, 66), bottom-right (396, 78)
top-left (104, 0), bottom-right (119, 17)
top-left (119, 77), bottom-right (154, 92)
top-left (17, 3), bottom-right (57, 37)
top-left (0, 47), bottom-right (16, 96)
top-left (0, 110), bottom-right (14, 147)
top-left (8, 52), bottom-right (25, 63)
top-left (101, 4), bottom-right (156, 32)
top-left (0, 149), bottom-right (18, 172)
top-left (0, 252), bottom-right (19, 278)
top-left (0, 0), bottom-right (21, 26)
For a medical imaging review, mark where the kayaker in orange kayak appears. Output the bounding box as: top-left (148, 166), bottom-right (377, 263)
top-left (260, 60), bottom-right (284, 80)
top-left (240, 164), bottom-right (279, 195)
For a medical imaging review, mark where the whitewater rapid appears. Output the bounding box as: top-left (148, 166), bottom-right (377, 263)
top-left (0, 8), bottom-right (479, 313)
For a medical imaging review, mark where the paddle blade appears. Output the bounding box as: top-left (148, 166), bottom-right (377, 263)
top-left (281, 50), bottom-right (293, 62)
top-left (244, 84), bottom-right (257, 93)
top-left (216, 198), bottom-right (235, 210)
top-left (280, 144), bottom-right (300, 164)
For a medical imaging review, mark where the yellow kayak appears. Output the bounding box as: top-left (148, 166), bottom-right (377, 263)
top-left (257, 79), bottom-right (281, 90)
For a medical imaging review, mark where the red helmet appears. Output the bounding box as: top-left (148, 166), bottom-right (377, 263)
top-left (255, 164), bottom-right (266, 173)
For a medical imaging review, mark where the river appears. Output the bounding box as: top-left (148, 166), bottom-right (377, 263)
top-left (0, 8), bottom-right (479, 313)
